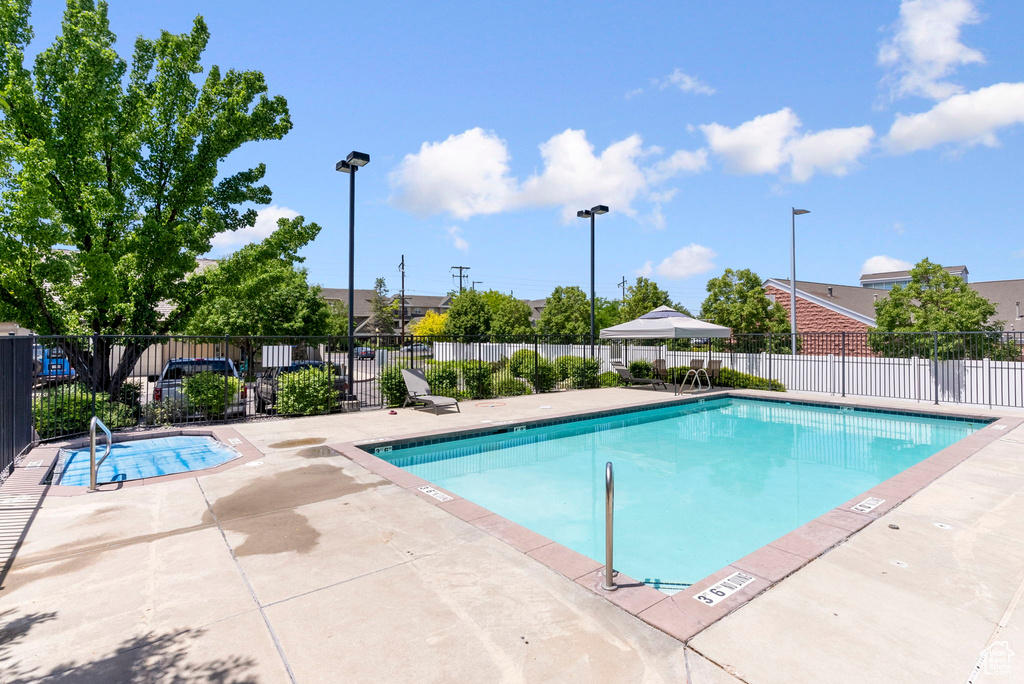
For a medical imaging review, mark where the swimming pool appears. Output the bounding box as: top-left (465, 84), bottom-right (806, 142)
top-left (56, 435), bottom-right (240, 486)
top-left (380, 397), bottom-right (983, 588)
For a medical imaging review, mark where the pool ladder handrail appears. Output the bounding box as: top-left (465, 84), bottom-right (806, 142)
top-left (676, 368), bottom-right (711, 394)
top-left (88, 416), bottom-right (112, 492)
top-left (602, 461), bottom-right (617, 591)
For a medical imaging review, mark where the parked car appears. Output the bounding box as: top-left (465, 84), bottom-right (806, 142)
top-left (147, 358), bottom-right (246, 417)
top-left (254, 360), bottom-right (345, 414)
top-left (354, 347), bottom-right (376, 360)
top-left (400, 343), bottom-right (431, 354)
top-left (32, 344), bottom-right (76, 386)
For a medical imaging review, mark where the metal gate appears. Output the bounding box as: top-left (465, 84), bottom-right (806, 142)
top-left (0, 337), bottom-right (34, 479)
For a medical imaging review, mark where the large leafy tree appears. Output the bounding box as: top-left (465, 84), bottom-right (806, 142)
top-left (410, 310), bottom-right (447, 338)
top-left (537, 286), bottom-right (590, 337)
top-left (620, 277), bottom-right (690, 321)
top-left (367, 278), bottom-right (396, 335)
top-left (489, 295), bottom-right (534, 337)
top-left (700, 268), bottom-right (789, 351)
top-left (594, 297), bottom-right (622, 331)
top-left (443, 289), bottom-right (491, 337)
top-left (870, 258), bottom-right (1014, 359)
top-left (0, 2), bottom-right (311, 393)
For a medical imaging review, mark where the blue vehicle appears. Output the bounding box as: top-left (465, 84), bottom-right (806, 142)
top-left (32, 344), bottom-right (76, 384)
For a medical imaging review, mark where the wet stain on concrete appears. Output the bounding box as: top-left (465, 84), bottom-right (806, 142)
top-left (226, 509), bottom-right (320, 557)
top-left (202, 462), bottom-right (383, 524)
top-left (267, 437), bottom-right (326, 449)
top-left (10, 525), bottom-right (213, 571)
top-left (293, 446), bottom-right (335, 460)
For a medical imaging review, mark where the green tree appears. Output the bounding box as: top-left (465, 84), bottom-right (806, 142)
top-left (594, 297), bottom-right (621, 331)
top-left (537, 286), bottom-right (590, 337)
top-left (490, 296), bottom-right (534, 337)
top-left (326, 300), bottom-right (348, 338)
top-left (0, 1), bottom-right (307, 394)
top-left (444, 289), bottom-right (491, 337)
top-left (870, 258), bottom-right (1014, 359)
top-left (700, 268), bottom-right (789, 351)
top-left (620, 277), bottom-right (688, 321)
top-left (368, 278), bottom-right (397, 335)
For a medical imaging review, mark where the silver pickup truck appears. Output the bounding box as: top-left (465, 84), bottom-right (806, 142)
top-left (147, 357), bottom-right (247, 417)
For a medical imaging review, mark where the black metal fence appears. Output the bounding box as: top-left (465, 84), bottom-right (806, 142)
top-left (11, 330), bottom-right (1024, 443)
top-left (0, 337), bottom-right (34, 479)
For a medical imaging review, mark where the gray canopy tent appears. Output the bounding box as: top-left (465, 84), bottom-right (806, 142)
top-left (599, 306), bottom-right (732, 340)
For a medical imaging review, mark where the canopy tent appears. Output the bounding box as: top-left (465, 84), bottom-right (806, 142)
top-left (599, 306), bottom-right (732, 339)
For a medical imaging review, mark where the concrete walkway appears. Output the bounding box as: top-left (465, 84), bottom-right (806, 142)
top-left (0, 388), bottom-right (1022, 683)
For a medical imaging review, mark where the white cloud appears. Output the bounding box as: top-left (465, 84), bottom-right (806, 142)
top-left (656, 68), bottom-right (716, 96)
top-left (637, 261), bottom-right (654, 277)
top-left (446, 226), bottom-right (469, 252)
top-left (886, 82), bottom-right (1024, 152)
top-left (879, 0), bottom-right (984, 101)
top-left (389, 128), bottom-right (516, 219)
top-left (699, 108), bottom-right (875, 181)
top-left (391, 127), bottom-right (705, 223)
top-left (646, 244), bottom-right (718, 280)
top-left (893, 222), bottom-right (906, 234)
top-left (788, 126), bottom-right (876, 182)
top-left (624, 87), bottom-right (645, 99)
top-left (209, 205), bottom-right (299, 251)
top-left (861, 255), bottom-right (913, 275)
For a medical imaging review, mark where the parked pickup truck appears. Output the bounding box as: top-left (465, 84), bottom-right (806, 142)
top-left (147, 358), bottom-right (247, 417)
top-left (254, 360), bottom-right (345, 414)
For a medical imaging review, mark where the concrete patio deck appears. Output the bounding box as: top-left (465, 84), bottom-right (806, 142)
top-left (1, 388), bottom-right (1022, 683)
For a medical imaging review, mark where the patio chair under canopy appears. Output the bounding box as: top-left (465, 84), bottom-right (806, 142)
top-left (598, 306), bottom-right (732, 339)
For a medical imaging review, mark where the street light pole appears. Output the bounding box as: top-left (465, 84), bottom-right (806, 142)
top-left (790, 208), bottom-right (810, 356)
top-left (577, 205), bottom-right (609, 358)
top-left (337, 151), bottom-right (370, 405)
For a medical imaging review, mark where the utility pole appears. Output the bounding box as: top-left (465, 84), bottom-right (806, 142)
top-left (618, 276), bottom-right (628, 303)
top-left (450, 266), bottom-right (470, 293)
top-left (398, 255), bottom-right (406, 338)
top-left (471, 281), bottom-right (483, 291)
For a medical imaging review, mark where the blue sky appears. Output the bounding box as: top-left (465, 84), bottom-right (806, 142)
top-left (25, 0), bottom-right (1024, 310)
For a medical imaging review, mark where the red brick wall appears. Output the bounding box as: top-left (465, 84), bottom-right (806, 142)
top-left (764, 285), bottom-right (873, 355)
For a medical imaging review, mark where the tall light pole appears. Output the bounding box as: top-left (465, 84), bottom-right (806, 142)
top-left (790, 208), bottom-right (810, 356)
top-left (577, 205), bottom-right (609, 358)
top-left (336, 151), bottom-right (370, 403)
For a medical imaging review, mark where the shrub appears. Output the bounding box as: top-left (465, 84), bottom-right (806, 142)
top-left (142, 397), bottom-right (190, 426)
top-left (462, 361), bottom-right (494, 399)
top-left (495, 377), bottom-right (532, 396)
top-left (116, 381), bottom-right (142, 408)
top-left (568, 358), bottom-right (601, 389)
top-left (529, 358), bottom-right (558, 393)
top-left (379, 365), bottom-right (408, 407)
top-left (717, 368), bottom-right (785, 391)
top-left (277, 366), bottom-right (336, 416)
top-left (628, 360), bottom-right (654, 378)
top-left (598, 371), bottom-right (623, 387)
top-left (508, 349), bottom-right (539, 378)
top-left (425, 365), bottom-right (459, 398)
top-left (182, 371), bottom-right (242, 418)
top-left (33, 384), bottom-right (137, 439)
top-left (553, 355), bottom-right (585, 381)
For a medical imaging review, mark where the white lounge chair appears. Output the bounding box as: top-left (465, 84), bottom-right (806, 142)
top-left (400, 368), bottom-right (461, 414)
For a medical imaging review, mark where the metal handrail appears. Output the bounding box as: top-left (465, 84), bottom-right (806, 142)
top-left (602, 461), bottom-right (617, 591)
top-left (88, 416), bottom-right (112, 492)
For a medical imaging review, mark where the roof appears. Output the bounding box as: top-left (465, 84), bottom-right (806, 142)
top-left (319, 289), bottom-right (377, 317)
top-left (393, 295), bottom-right (451, 309)
top-left (767, 277), bottom-right (1024, 331)
top-left (525, 299), bottom-right (546, 321)
top-left (767, 279), bottom-right (882, 322)
top-left (860, 265), bottom-right (967, 282)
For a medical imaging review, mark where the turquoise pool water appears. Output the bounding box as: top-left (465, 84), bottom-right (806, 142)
top-left (384, 398), bottom-right (982, 587)
top-left (57, 435), bottom-right (240, 486)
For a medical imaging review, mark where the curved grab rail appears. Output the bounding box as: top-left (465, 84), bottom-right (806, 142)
top-left (88, 416), bottom-right (112, 492)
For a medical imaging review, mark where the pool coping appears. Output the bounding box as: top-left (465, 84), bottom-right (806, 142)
top-left (326, 389), bottom-right (1023, 644)
top-left (29, 427), bottom-right (264, 496)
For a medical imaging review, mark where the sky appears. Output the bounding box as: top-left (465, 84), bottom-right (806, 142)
top-left (22, 0), bottom-right (1024, 311)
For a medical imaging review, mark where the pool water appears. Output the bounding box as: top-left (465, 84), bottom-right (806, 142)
top-left (385, 398), bottom-right (982, 587)
top-left (57, 435), bottom-right (240, 486)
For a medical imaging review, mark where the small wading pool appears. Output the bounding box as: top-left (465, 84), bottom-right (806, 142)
top-left (54, 435), bottom-right (240, 486)
top-left (375, 397), bottom-right (986, 590)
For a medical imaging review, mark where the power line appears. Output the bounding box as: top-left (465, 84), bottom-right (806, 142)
top-left (450, 265), bottom-right (470, 293)
top-left (618, 276), bottom-right (627, 302)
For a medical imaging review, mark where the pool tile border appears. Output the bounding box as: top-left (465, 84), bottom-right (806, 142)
top-left (36, 427), bottom-right (263, 495)
top-left (327, 390), bottom-right (1022, 645)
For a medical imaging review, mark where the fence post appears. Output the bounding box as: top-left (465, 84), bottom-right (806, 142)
top-left (983, 356), bottom-right (992, 409)
top-left (533, 334), bottom-right (538, 389)
top-left (223, 335), bottom-right (231, 422)
top-left (841, 331), bottom-right (846, 397)
top-left (91, 333), bottom-right (98, 420)
top-left (933, 331), bottom-right (940, 406)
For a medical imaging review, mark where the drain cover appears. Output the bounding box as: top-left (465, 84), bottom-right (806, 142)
top-left (245, 461), bottom-right (264, 467)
